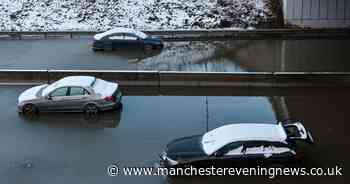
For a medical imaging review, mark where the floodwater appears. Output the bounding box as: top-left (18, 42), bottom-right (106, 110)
top-left (0, 38), bottom-right (350, 72)
top-left (0, 86), bottom-right (348, 183)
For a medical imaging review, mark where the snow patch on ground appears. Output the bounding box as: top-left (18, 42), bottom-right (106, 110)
top-left (0, 0), bottom-right (274, 31)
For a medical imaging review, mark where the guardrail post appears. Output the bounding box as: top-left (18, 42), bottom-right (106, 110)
top-left (70, 32), bottom-right (73, 39)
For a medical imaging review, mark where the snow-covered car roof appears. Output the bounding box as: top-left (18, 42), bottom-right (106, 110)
top-left (42, 76), bottom-right (95, 96)
top-left (201, 123), bottom-right (288, 155)
top-left (94, 28), bottom-right (148, 40)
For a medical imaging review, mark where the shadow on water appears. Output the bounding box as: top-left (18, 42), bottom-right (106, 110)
top-left (19, 107), bottom-right (123, 129)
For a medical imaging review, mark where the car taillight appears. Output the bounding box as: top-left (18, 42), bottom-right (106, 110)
top-left (104, 96), bottom-right (115, 102)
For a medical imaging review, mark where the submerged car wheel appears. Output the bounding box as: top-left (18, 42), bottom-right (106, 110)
top-left (84, 104), bottom-right (99, 115)
top-left (23, 104), bottom-right (37, 116)
top-left (92, 48), bottom-right (102, 52)
top-left (143, 44), bottom-right (153, 52)
top-left (156, 45), bottom-right (163, 50)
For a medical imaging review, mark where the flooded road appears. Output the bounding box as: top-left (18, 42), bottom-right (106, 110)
top-left (1, 39), bottom-right (350, 72)
top-left (0, 86), bottom-right (348, 183)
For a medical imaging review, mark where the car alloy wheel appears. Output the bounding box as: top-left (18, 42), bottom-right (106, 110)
top-left (84, 112), bottom-right (100, 124)
top-left (84, 104), bottom-right (99, 115)
top-left (23, 104), bottom-right (35, 114)
top-left (23, 104), bottom-right (37, 116)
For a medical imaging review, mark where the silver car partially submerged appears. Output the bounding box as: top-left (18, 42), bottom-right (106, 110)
top-left (18, 76), bottom-right (122, 115)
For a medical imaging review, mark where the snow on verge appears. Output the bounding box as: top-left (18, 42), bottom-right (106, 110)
top-left (0, 0), bottom-right (274, 31)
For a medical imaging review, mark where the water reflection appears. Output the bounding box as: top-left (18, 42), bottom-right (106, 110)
top-left (20, 107), bottom-right (122, 128)
top-left (136, 41), bottom-right (245, 72)
top-left (133, 40), bottom-right (350, 72)
top-left (92, 47), bottom-right (163, 63)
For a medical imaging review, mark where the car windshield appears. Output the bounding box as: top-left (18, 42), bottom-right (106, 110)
top-left (37, 85), bottom-right (47, 97)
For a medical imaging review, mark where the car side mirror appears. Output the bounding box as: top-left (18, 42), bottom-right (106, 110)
top-left (46, 95), bottom-right (52, 100)
top-left (213, 151), bottom-right (223, 157)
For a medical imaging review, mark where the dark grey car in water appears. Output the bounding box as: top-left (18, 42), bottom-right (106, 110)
top-left (92, 28), bottom-right (163, 51)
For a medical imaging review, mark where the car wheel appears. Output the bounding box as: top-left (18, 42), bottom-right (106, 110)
top-left (84, 104), bottom-right (99, 115)
top-left (84, 111), bottom-right (100, 124)
top-left (156, 45), bottom-right (163, 50)
top-left (143, 44), bottom-right (153, 53)
top-left (92, 48), bottom-right (102, 52)
top-left (23, 104), bottom-right (38, 116)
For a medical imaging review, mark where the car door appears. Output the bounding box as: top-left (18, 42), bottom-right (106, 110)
top-left (242, 141), bottom-right (267, 166)
top-left (107, 33), bottom-right (126, 50)
top-left (123, 33), bottom-right (142, 49)
top-left (210, 142), bottom-right (245, 167)
top-left (44, 87), bottom-right (69, 111)
top-left (61, 87), bottom-right (91, 111)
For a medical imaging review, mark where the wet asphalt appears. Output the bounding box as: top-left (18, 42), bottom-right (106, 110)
top-left (1, 38), bottom-right (350, 72)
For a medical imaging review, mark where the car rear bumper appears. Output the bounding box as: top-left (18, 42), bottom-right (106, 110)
top-left (99, 91), bottom-right (122, 111)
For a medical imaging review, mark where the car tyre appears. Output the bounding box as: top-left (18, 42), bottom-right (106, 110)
top-left (156, 45), bottom-right (163, 50)
top-left (22, 104), bottom-right (38, 116)
top-left (84, 112), bottom-right (100, 124)
top-left (92, 48), bottom-right (103, 52)
top-left (84, 104), bottom-right (99, 115)
top-left (143, 44), bottom-right (153, 53)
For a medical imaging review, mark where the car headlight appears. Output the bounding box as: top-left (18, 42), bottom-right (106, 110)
top-left (160, 151), bottom-right (167, 160)
top-left (166, 157), bottom-right (178, 166)
top-left (159, 151), bottom-right (178, 166)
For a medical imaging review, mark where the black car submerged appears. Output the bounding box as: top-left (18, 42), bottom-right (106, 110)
top-left (92, 28), bottom-right (163, 52)
top-left (159, 121), bottom-right (314, 168)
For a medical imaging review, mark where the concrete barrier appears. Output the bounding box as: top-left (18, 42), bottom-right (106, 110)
top-left (0, 29), bottom-right (349, 41)
top-left (0, 70), bottom-right (350, 87)
top-left (0, 70), bottom-right (49, 84)
top-left (159, 72), bottom-right (275, 87)
top-left (47, 70), bottom-right (159, 86)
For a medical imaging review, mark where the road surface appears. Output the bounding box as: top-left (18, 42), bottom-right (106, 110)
top-left (1, 38), bottom-right (350, 72)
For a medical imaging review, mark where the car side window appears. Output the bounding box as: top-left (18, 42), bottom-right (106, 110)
top-left (108, 34), bottom-right (124, 40)
top-left (69, 87), bottom-right (89, 96)
top-left (243, 141), bottom-right (291, 156)
top-left (50, 87), bottom-right (68, 97)
top-left (123, 33), bottom-right (138, 41)
top-left (221, 142), bottom-right (244, 156)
